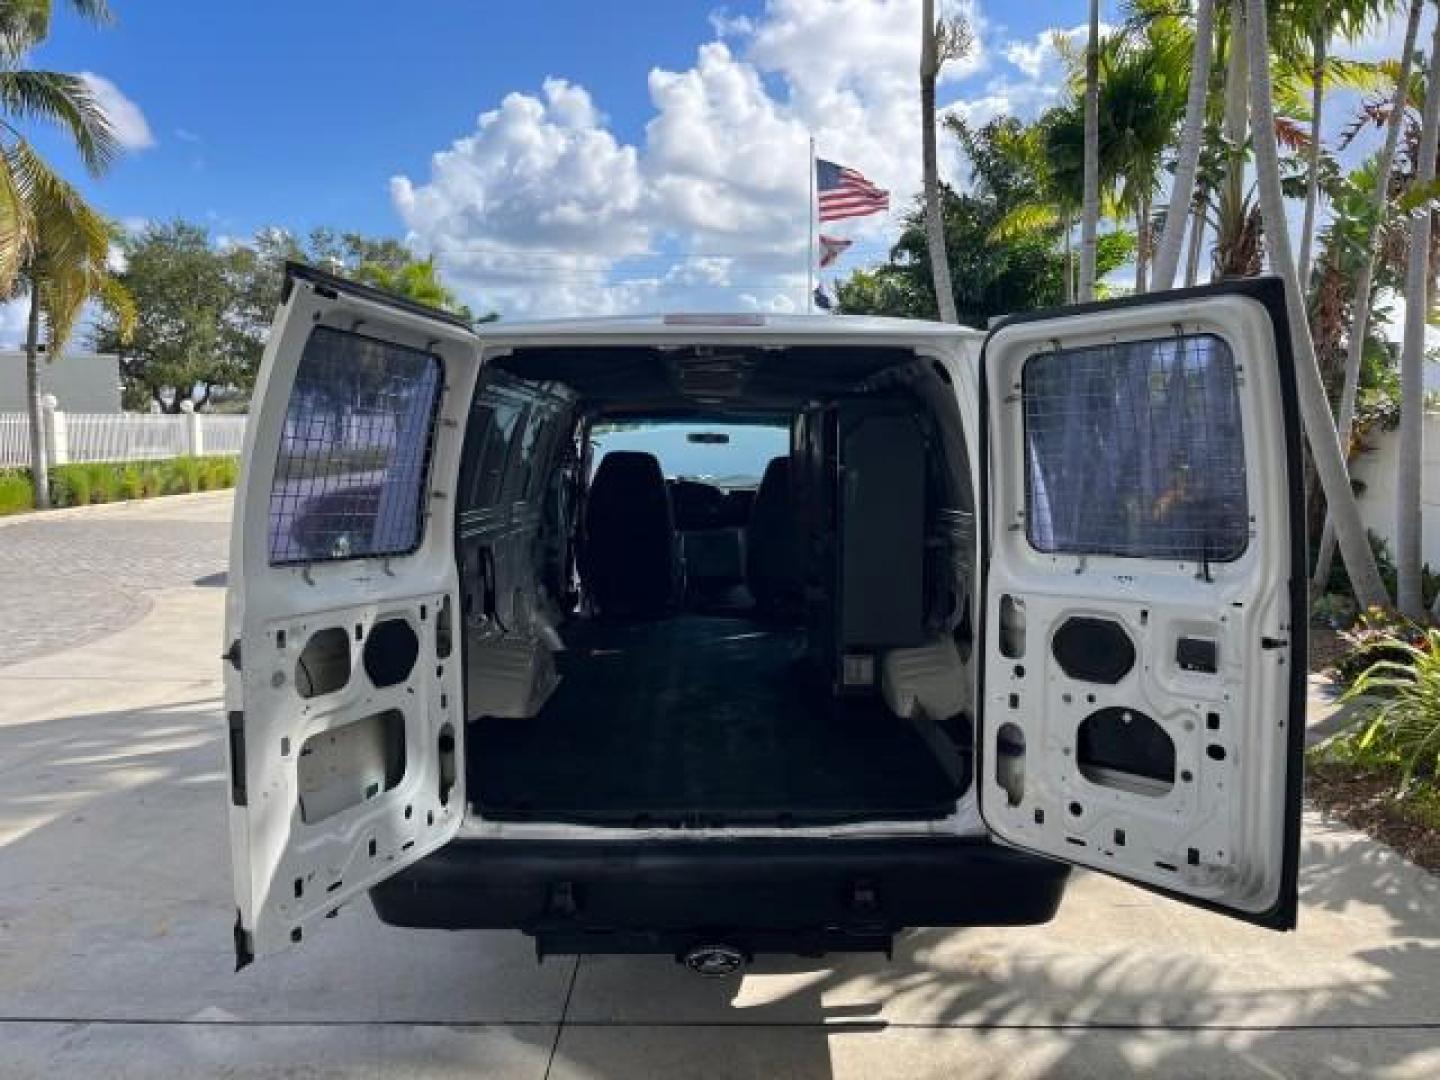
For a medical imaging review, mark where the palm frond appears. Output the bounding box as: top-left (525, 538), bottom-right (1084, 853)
top-left (989, 201), bottom-right (1060, 242)
top-left (0, 70), bottom-right (118, 175)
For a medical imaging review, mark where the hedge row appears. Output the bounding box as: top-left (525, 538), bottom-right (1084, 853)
top-left (0, 456), bottom-right (239, 516)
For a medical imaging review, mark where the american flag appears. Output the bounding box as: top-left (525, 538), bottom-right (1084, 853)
top-left (816, 158), bottom-right (890, 222)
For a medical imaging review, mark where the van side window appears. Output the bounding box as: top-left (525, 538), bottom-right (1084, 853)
top-left (268, 326), bottom-right (443, 565)
top-left (1022, 333), bottom-right (1248, 562)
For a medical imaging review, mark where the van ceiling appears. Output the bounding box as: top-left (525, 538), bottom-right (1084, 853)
top-left (493, 345), bottom-right (920, 418)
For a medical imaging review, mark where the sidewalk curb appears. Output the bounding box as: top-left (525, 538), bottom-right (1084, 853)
top-left (0, 488), bottom-right (236, 528)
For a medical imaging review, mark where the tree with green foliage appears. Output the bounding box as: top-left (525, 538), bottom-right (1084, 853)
top-left (835, 116), bottom-right (1133, 326)
top-left (95, 221), bottom-right (483, 411)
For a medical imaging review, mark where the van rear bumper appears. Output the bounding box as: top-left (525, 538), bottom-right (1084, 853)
top-left (369, 837), bottom-right (1070, 957)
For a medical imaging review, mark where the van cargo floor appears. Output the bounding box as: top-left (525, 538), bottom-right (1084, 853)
top-left (471, 615), bottom-right (964, 826)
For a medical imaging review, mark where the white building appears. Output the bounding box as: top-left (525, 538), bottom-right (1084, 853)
top-left (0, 348), bottom-right (122, 413)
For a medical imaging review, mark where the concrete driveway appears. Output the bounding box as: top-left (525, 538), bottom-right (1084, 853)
top-left (0, 492), bottom-right (1437, 1078)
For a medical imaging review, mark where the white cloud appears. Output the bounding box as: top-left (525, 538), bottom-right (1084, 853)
top-left (78, 72), bottom-right (154, 151)
top-left (390, 1), bottom-right (1101, 318)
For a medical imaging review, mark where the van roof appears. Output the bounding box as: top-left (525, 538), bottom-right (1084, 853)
top-left (475, 311), bottom-right (987, 343)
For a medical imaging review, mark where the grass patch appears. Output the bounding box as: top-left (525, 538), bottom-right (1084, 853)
top-left (0, 455), bottom-right (240, 516)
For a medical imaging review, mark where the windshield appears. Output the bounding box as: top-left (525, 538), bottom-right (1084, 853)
top-left (591, 421), bottom-right (789, 490)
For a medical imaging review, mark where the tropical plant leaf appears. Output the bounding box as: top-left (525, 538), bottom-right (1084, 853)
top-left (0, 69), bottom-right (118, 175)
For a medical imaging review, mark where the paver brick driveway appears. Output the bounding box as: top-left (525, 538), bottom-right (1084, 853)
top-left (0, 494), bottom-right (230, 667)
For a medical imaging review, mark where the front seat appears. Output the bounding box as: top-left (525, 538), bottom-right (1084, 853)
top-left (582, 451), bottom-right (680, 618)
top-left (746, 455), bottom-right (804, 616)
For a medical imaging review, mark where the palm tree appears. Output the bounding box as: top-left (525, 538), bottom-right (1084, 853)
top-left (1395, 14), bottom-right (1440, 617)
top-left (1312, 0), bottom-right (1424, 591)
top-left (1152, 0), bottom-right (1217, 292)
top-left (920, 1), bottom-right (972, 324)
top-left (1079, 0), bottom-right (1101, 301)
top-left (1244, 0), bottom-right (1391, 609)
top-left (1284, 0), bottom-right (1399, 293)
top-left (1, 0), bottom-right (123, 508)
top-left (1099, 25), bottom-right (1190, 291)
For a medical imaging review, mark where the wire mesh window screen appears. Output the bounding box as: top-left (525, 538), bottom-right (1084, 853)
top-left (1023, 333), bottom-right (1249, 562)
top-left (268, 326), bottom-right (443, 565)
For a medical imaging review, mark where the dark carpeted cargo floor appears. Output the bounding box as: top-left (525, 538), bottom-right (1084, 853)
top-left (471, 615), bottom-right (963, 826)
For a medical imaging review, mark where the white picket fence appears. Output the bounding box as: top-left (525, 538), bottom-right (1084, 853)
top-left (0, 410), bottom-right (247, 468)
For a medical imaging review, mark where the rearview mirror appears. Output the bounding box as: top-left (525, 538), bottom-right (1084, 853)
top-left (686, 432), bottom-right (730, 445)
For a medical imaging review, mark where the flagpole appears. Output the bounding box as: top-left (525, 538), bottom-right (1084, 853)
top-left (806, 135), bottom-right (815, 313)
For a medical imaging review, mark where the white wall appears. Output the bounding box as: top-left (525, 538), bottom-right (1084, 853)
top-left (0, 350), bottom-right (121, 413)
top-left (1349, 411), bottom-right (1440, 573)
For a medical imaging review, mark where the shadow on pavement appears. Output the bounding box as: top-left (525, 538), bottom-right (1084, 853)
top-left (0, 693), bottom-right (1435, 1078)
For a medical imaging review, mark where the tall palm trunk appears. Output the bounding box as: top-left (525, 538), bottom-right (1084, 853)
top-left (1312, 0), bottom-right (1423, 591)
top-left (1079, 0), bottom-right (1101, 301)
top-left (1244, 0), bottom-right (1390, 610)
top-left (921, 0), bottom-right (958, 323)
top-left (1063, 210), bottom-right (1075, 304)
top-left (1297, 14), bottom-right (1327, 293)
top-left (1215, 0), bottom-right (1250, 280)
top-left (23, 279), bottom-right (50, 511)
top-left (1185, 192), bottom-right (1208, 285)
top-left (1396, 13), bottom-right (1440, 617)
top-left (1135, 194), bottom-right (1152, 292)
top-left (1152, 0), bottom-right (1216, 292)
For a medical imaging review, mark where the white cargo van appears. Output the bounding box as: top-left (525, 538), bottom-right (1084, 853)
top-left (225, 263), bottom-right (1305, 972)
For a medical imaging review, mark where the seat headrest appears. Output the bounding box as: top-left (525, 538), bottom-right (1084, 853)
top-left (593, 451), bottom-right (665, 490)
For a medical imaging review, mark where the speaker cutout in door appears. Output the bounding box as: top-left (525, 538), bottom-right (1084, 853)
top-left (1052, 617), bottom-right (1136, 684)
top-left (1077, 707), bottom-right (1175, 796)
top-left (363, 617), bottom-right (420, 688)
top-left (295, 627), bottom-right (351, 698)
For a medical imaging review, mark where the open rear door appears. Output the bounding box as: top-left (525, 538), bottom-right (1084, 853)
top-left (226, 265), bottom-right (480, 965)
top-left (977, 277), bottom-right (1305, 929)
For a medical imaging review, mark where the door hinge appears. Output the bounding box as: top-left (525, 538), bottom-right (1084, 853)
top-left (223, 639), bottom-right (243, 671)
top-left (233, 910), bottom-right (254, 971)
top-left (228, 712), bottom-right (247, 807)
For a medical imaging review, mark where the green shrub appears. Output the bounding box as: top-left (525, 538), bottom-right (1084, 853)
top-left (51, 464), bottom-right (92, 507)
top-left (0, 456), bottom-right (238, 513)
top-left (1340, 626), bottom-right (1440, 785)
top-left (118, 464), bottom-right (144, 500)
top-left (86, 462), bottom-right (119, 504)
top-left (166, 456), bottom-right (204, 494)
top-left (0, 470), bottom-right (32, 515)
top-left (1333, 606), bottom-right (1427, 689)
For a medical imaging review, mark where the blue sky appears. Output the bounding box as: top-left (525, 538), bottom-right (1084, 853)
top-left (12, 0), bottom-right (1420, 327)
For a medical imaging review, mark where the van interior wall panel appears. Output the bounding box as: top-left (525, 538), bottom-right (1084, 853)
top-left (470, 615), bottom-right (966, 827)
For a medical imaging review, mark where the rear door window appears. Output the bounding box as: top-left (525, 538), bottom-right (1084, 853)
top-left (268, 326), bottom-right (443, 564)
top-left (1023, 333), bottom-right (1249, 562)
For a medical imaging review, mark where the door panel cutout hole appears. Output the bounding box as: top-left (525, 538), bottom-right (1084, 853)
top-left (1187, 847), bottom-right (1200, 866)
top-left (1206, 712), bottom-right (1221, 730)
top-left (1113, 828), bottom-right (1126, 847)
top-left (438, 724), bottom-right (457, 807)
top-left (1077, 707), bottom-right (1175, 796)
top-left (296, 709), bottom-right (406, 824)
top-left (1068, 801), bottom-right (1083, 817)
top-left (1052, 617), bottom-right (1136, 684)
top-left (1066, 836), bottom-right (1086, 847)
top-left (995, 722), bottom-right (1025, 807)
top-left (1206, 744), bottom-right (1227, 762)
top-left (295, 627), bottom-right (351, 699)
top-left (363, 618), bottom-right (419, 688)
top-left (999, 594), bottom-right (1026, 658)
top-left (1033, 807), bottom-right (1045, 825)
top-left (437, 595), bottom-right (454, 659)
top-left (1155, 861), bottom-right (1178, 873)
